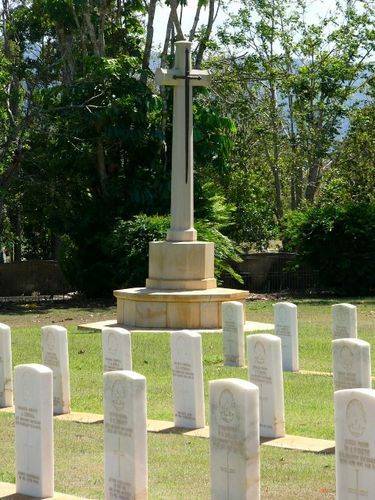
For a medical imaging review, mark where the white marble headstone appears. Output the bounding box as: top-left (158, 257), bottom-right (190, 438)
top-left (335, 388), bottom-right (375, 499)
top-left (210, 378), bottom-right (260, 500)
top-left (222, 301), bottom-right (245, 367)
top-left (102, 327), bottom-right (132, 372)
top-left (273, 302), bottom-right (299, 372)
top-left (170, 330), bottom-right (205, 429)
top-left (0, 323), bottom-right (13, 407)
top-left (41, 325), bottom-right (71, 414)
top-left (104, 370), bottom-right (148, 500)
top-left (332, 303), bottom-right (357, 340)
top-left (15, 364), bottom-right (54, 498)
top-left (332, 339), bottom-right (371, 391)
top-left (247, 333), bottom-right (285, 438)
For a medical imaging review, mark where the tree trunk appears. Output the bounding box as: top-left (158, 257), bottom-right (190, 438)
top-left (189, 3), bottom-right (202, 41)
top-left (305, 162), bottom-right (320, 202)
top-left (141, 0), bottom-right (157, 83)
top-left (169, 0), bottom-right (185, 41)
top-left (195, 0), bottom-right (215, 68)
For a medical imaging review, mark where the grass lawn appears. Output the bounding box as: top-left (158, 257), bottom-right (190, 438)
top-left (0, 297), bottom-right (374, 498)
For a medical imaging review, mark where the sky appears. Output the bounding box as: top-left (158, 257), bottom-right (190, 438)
top-left (152, 0), bottom-right (338, 49)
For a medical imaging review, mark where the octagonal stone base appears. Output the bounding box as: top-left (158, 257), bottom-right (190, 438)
top-left (114, 287), bottom-right (249, 330)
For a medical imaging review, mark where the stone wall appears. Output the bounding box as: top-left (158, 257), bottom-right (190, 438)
top-left (0, 261), bottom-right (71, 297)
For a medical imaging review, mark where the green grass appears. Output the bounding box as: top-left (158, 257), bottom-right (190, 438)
top-left (0, 297), bottom-right (374, 498)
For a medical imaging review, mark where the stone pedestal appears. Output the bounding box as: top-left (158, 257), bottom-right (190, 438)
top-left (115, 238), bottom-right (248, 330)
top-left (115, 287), bottom-right (248, 330)
top-left (146, 241), bottom-right (216, 290)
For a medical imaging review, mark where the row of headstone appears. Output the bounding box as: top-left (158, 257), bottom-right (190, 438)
top-left (14, 363), bottom-right (148, 499)
top-left (169, 328), bottom-right (286, 440)
top-left (221, 301), bottom-right (299, 372)
top-left (222, 301), bottom-right (359, 373)
top-left (13, 362), bottom-right (375, 499)
top-left (0, 323), bottom-right (72, 415)
top-left (332, 304), bottom-right (365, 498)
top-left (0, 323), bottom-right (134, 412)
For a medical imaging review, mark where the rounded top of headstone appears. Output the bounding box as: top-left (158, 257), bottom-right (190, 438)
top-left (223, 301), bottom-right (243, 308)
top-left (210, 377), bottom-right (258, 393)
top-left (15, 363), bottom-right (53, 375)
top-left (332, 338), bottom-right (369, 348)
top-left (41, 325), bottom-right (67, 335)
top-left (0, 323), bottom-right (11, 333)
top-left (274, 302), bottom-right (297, 309)
top-left (102, 327), bottom-right (131, 336)
top-left (171, 330), bottom-right (201, 339)
top-left (248, 333), bottom-right (280, 344)
top-left (332, 303), bottom-right (356, 310)
top-left (334, 387), bottom-right (375, 401)
top-left (104, 369), bottom-right (146, 383)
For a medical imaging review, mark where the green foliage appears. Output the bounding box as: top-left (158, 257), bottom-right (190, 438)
top-left (211, 0), bottom-right (374, 223)
top-left (320, 103), bottom-right (375, 205)
top-left (59, 214), bottom-right (242, 297)
top-left (282, 203), bottom-right (375, 294)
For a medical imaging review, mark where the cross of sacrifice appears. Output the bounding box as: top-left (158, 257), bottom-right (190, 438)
top-left (155, 40), bottom-right (210, 243)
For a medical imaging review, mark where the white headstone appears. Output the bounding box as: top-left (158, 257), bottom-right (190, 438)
top-left (41, 325), bottom-right (71, 415)
top-left (247, 333), bottom-right (285, 438)
top-left (15, 364), bottom-right (54, 498)
top-left (273, 302), bottom-right (299, 372)
top-left (104, 370), bottom-right (148, 500)
top-left (210, 378), bottom-right (260, 500)
top-left (171, 330), bottom-right (205, 429)
top-left (222, 301), bottom-right (245, 367)
top-left (332, 303), bottom-right (357, 340)
top-left (332, 339), bottom-right (371, 391)
top-left (335, 388), bottom-right (375, 499)
top-left (0, 323), bottom-right (13, 407)
top-left (102, 327), bottom-right (132, 372)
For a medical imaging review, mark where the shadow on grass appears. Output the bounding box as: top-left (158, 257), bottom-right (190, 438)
top-left (0, 298), bottom-right (115, 317)
top-left (291, 297), bottom-right (375, 307)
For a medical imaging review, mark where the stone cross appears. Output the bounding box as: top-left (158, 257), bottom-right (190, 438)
top-left (334, 388), bottom-right (375, 500)
top-left (0, 323), bottom-right (13, 408)
top-left (155, 41), bottom-right (210, 242)
top-left (210, 378), bottom-right (260, 499)
top-left (14, 364), bottom-right (54, 498)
